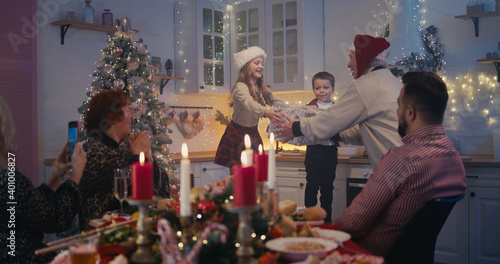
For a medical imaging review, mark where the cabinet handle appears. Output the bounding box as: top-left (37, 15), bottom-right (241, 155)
top-left (299, 183), bottom-right (304, 190)
top-left (470, 192), bottom-right (475, 197)
top-left (466, 175), bottom-right (479, 179)
top-left (202, 168), bottom-right (207, 172)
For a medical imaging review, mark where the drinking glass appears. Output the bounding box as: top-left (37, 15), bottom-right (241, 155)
top-left (69, 237), bottom-right (99, 264)
top-left (114, 168), bottom-right (128, 214)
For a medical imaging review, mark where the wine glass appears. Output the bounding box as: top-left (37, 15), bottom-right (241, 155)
top-left (114, 168), bottom-right (128, 214)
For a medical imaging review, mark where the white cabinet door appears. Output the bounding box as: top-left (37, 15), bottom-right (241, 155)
top-left (276, 176), bottom-right (306, 207)
top-left (232, 1), bottom-right (265, 53)
top-left (331, 179), bottom-right (346, 220)
top-left (198, 162), bottom-right (230, 187)
top-left (276, 161), bottom-right (306, 206)
top-left (175, 0), bottom-right (231, 94)
top-left (434, 197), bottom-right (468, 264)
top-left (264, 0), bottom-right (323, 91)
top-left (468, 187), bottom-right (500, 264)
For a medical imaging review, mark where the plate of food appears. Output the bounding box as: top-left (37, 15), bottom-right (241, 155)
top-left (265, 237), bottom-right (338, 262)
top-left (311, 228), bottom-right (351, 242)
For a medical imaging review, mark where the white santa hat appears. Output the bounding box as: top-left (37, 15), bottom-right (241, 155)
top-left (233, 46), bottom-right (267, 73)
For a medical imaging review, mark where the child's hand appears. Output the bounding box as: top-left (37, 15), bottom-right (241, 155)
top-left (264, 109), bottom-right (283, 125)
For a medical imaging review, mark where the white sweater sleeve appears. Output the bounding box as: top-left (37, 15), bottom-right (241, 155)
top-left (300, 83), bottom-right (368, 141)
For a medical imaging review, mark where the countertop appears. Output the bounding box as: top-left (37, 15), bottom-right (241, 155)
top-left (45, 152), bottom-right (500, 167)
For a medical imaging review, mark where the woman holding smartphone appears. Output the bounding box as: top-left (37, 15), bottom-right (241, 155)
top-left (0, 96), bottom-right (87, 263)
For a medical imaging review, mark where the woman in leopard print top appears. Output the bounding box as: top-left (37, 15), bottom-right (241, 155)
top-left (0, 96), bottom-right (87, 264)
top-left (79, 90), bottom-right (170, 230)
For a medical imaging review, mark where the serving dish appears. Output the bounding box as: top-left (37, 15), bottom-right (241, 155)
top-left (265, 237), bottom-right (338, 262)
top-left (311, 228), bottom-right (351, 242)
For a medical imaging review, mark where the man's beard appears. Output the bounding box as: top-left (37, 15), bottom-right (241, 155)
top-left (398, 118), bottom-right (408, 138)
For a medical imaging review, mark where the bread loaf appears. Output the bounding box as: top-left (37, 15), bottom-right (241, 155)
top-left (278, 215), bottom-right (297, 237)
top-left (302, 206), bottom-right (327, 221)
top-left (279, 200), bottom-right (298, 214)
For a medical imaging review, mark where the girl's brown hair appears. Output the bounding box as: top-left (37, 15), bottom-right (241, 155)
top-left (230, 62), bottom-right (272, 107)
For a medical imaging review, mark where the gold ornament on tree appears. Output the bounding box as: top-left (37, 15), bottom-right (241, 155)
top-left (127, 58), bottom-right (140, 71)
top-left (113, 79), bottom-right (125, 89)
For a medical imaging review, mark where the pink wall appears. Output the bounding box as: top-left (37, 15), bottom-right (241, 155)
top-left (0, 0), bottom-right (38, 184)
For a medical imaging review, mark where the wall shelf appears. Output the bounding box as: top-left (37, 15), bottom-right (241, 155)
top-left (477, 59), bottom-right (500, 82)
top-left (153, 76), bottom-right (185, 94)
top-left (51, 20), bottom-right (139, 45)
top-left (454, 11), bottom-right (500, 37)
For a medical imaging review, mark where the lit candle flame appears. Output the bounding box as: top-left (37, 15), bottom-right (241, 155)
top-left (270, 132), bottom-right (275, 144)
top-left (182, 143), bottom-right (188, 159)
top-left (258, 144), bottom-right (263, 155)
top-left (139, 152), bottom-right (145, 165)
top-left (241, 151), bottom-right (249, 166)
top-left (244, 134), bottom-right (251, 149)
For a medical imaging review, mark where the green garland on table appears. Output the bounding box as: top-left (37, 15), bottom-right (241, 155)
top-left (390, 25), bottom-right (445, 77)
top-left (103, 182), bottom-right (273, 263)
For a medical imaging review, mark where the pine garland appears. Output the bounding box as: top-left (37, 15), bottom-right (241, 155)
top-left (391, 25), bottom-right (445, 77)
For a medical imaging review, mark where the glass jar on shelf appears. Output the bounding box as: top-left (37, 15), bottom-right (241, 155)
top-left (102, 9), bottom-right (113, 26)
top-left (82, 0), bottom-right (95, 24)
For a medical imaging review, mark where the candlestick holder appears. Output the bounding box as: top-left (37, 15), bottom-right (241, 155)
top-left (256, 182), bottom-right (265, 205)
top-left (263, 187), bottom-right (279, 226)
top-left (126, 197), bottom-right (158, 263)
top-left (224, 204), bottom-right (260, 264)
top-left (178, 215), bottom-right (193, 256)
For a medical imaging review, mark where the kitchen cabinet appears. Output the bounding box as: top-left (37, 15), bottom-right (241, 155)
top-left (232, 0), bottom-right (325, 91)
top-left (275, 160), bottom-right (347, 220)
top-left (435, 166), bottom-right (500, 264)
top-left (264, 0), bottom-right (324, 91)
top-left (232, 0), bottom-right (266, 53)
top-left (191, 161), bottom-right (230, 187)
top-left (174, 0), bottom-right (231, 94)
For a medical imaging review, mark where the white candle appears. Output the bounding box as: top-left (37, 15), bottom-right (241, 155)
top-left (180, 143), bottom-right (191, 217)
top-left (242, 134), bottom-right (253, 167)
top-left (268, 133), bottom-right (276, 189)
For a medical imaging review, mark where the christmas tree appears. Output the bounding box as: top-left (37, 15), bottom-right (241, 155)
top-left (77, 18), bottom-right (177, 183)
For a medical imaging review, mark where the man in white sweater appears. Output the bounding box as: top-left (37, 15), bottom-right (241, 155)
top-left (276, 35), bottom-right (403, 167)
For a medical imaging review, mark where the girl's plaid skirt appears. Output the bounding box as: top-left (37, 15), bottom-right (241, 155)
top-left (215, 121), bottom-right (263, 169)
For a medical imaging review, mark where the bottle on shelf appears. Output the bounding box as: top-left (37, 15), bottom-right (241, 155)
top-left (102, 9), bottom-right (113, 26)
top-left (82, 0), bottom-right (95, 24)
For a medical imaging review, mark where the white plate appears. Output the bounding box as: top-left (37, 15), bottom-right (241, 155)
top-left (311, 227), bottom-right (351, 242)
top-left (280, 152), bottom-right (305, 156)
top-left (265, 237), bottom-right (338, 262)
top-left (295, 220), bottom-right (324, 226)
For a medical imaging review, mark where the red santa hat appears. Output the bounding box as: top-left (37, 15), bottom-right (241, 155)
top-left (233, 46), bottom-right (267, 73)
top-left (350, 35), bottom-right (390, 79)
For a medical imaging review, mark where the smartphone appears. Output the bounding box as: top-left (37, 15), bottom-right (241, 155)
top-left (68, 121), bottom-right (79, 161)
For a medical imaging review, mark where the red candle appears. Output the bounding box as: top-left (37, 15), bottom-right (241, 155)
top-left (253, 145), bottom-right (268, 182)
top-left (131, 152), bottom-right (153, 200)
top-left (232, 152), bottom-right (256, 205)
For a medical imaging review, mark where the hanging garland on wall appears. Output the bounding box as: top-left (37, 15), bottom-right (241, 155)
top-left (390, 25), bottom-right (445, 77)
